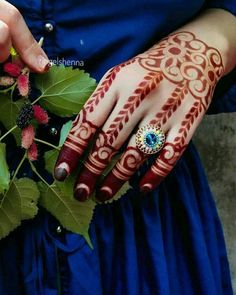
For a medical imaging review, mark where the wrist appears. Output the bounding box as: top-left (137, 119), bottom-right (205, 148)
top-left (175, 8), bottom-right (236, 75)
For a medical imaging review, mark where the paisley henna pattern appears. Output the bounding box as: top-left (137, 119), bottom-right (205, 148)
top-left (54, 31), bottom-right (224, 201)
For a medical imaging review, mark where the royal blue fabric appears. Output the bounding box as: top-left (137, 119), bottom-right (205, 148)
top-left (0, 0), bottom-right (235, 294)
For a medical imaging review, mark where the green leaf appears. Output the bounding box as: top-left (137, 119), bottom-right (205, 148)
top-left (0, 178), bottom-right (39, 239)
top-left (44, 149), bottom-right (59, 174)
top-left (38, 177), bottom-right (96, 247)
top-left (59, 120), bottom-right (73, 147)
top-left (35, 65), bottom-right (97, 117)
top-left (103, 181), bottom-right (132, 204)
top-left (19, 178), bottom-right (40, 220)
top-left (0, 143), bottom-right (10, 194)
top-left (0, 93), bottom-right (23, 144)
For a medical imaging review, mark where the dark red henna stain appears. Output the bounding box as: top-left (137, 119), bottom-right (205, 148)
top-left (139, 142), bottom-right (187, 191)
top-left (96, 32), bottom-right (223, 199)
top-left (55, 61), bottom-right (135, 181)
top-left (74, 73), bottom-right (162, 200)
top-left (96, 147), bottom-right (147, 201)
top-left (74, 131), bottom-right (118, 201)
top-left (106, 72), bottom-right (163, 145)
top-left (57, 31), bottom-right (224, 199)
top-left (54, 110), bottom-right (98, 180)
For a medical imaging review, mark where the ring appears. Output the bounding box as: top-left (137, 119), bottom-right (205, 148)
top-left (135, 124), bottom-right (165, 154)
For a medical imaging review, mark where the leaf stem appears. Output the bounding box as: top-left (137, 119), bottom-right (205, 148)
top-left (34, 138), bottom-right (60, 150)
top-left (0, 82), bottom-right (17, 95)
top-left (29, 160), bottom-right (50, 187)
top-left (11, 152), bottom-right (27, 182)
top-left (0, 125), bottom-right (18, 142)
top-left (0, 152), bottom-right (27, 207)
top-left (32, 95), bottom-right (42, 105)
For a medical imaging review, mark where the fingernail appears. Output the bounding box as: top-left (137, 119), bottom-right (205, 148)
top-left (54, 167), bottom-right (68, 181)
top-left (44, 61), bottom-right (53, 71)
top-left (37, 55), bottom-right (50, 71)
top-left (140, 185), bottom-right (152, 193)
top-left (96, 189), bottom-right (112, 202)
top-left (74, 188), bottom-right (88, 202)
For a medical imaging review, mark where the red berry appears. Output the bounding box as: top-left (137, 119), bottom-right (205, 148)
top-left (27, 142), bottom-right (38, 161)
top-left (33, 105), bottom-right (49, 124)
top-left (17, 74), bottom-right (29, 97)
top-left (21, 125), bottom-right (35, 149)
top-left (3, 62), bottom-right (22, 77)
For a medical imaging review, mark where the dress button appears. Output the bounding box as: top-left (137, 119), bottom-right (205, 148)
top-left (49, 127), bottom-right (58, 136)
top-left (44, 23), bottom-right (54, 33)
top-left (56, 225), bottom-right (62, 234)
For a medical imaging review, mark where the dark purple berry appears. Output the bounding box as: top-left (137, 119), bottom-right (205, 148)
top-left (16, 103), bottom-right (34, 129)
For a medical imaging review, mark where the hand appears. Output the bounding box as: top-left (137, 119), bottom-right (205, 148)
top-left (54, 31), bottom-right (224, 202)
top-left (0, 0), bottom-right (50, 71)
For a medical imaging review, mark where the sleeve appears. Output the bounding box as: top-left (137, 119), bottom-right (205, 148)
top-left (204, 0), bottom-right (236, 114)
top-left (205, 0), bottom-right (236, 15)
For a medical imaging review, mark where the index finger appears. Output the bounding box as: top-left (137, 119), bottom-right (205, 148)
top-left (54, 67), bottom-right (119, 181)
top-left (0, 1), bottom-right (50, 72)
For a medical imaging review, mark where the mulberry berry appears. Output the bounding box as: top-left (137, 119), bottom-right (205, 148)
top-left (16, 103), bottom-right (34, 129)
top-left (17, 74), bottom-right (29, 97)
top-left (33, 105), bottom-right (49, 124)
top-left (27, 142), bottom-right (38, 161)
top-left (3, 62), bottom-right (22, 77)
top-left (21, 125), bottom-right (35, 149)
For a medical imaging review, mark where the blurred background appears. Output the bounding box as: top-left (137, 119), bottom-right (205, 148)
top-left (193, 113), bottom-right (236, 294)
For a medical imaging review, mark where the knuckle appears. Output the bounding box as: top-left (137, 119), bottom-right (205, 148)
top-left (6, 6), bottom-right (22, 25)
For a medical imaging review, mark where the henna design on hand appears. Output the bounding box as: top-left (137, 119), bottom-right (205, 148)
top-left (55, 59), bottom-right (135, 180)
top-left (74, 73), bottom-right (161, 200)
top-left (55, 31), bottom-right (224, 201)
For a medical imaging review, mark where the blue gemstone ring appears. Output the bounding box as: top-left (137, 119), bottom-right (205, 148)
top-left (135, 124), bottom-right (165, 154)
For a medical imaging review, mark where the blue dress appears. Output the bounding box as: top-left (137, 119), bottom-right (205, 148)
top-left (0, 0), bottom-right (235, 294)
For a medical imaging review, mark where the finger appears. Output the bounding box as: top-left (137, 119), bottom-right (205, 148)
top-left (139, 130), bottom-right (187, 193)
top-left (0, 20), bottom-right (11, 62)
top-left (95, 112), bottom-right (170, 202)
top-left (73, 91), bottom-right (146, 201)
top-left (54, 70), bottom-right (119, 181)
top-left (95, 136), bottom-right (147, 202)
top-left (140, 94), bottom-right (207, 192)
top-left (0, 2), bottom-right (50, 72)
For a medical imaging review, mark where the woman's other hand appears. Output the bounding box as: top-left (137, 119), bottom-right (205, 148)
top-left (0, 0), bottom-right (50, 71)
